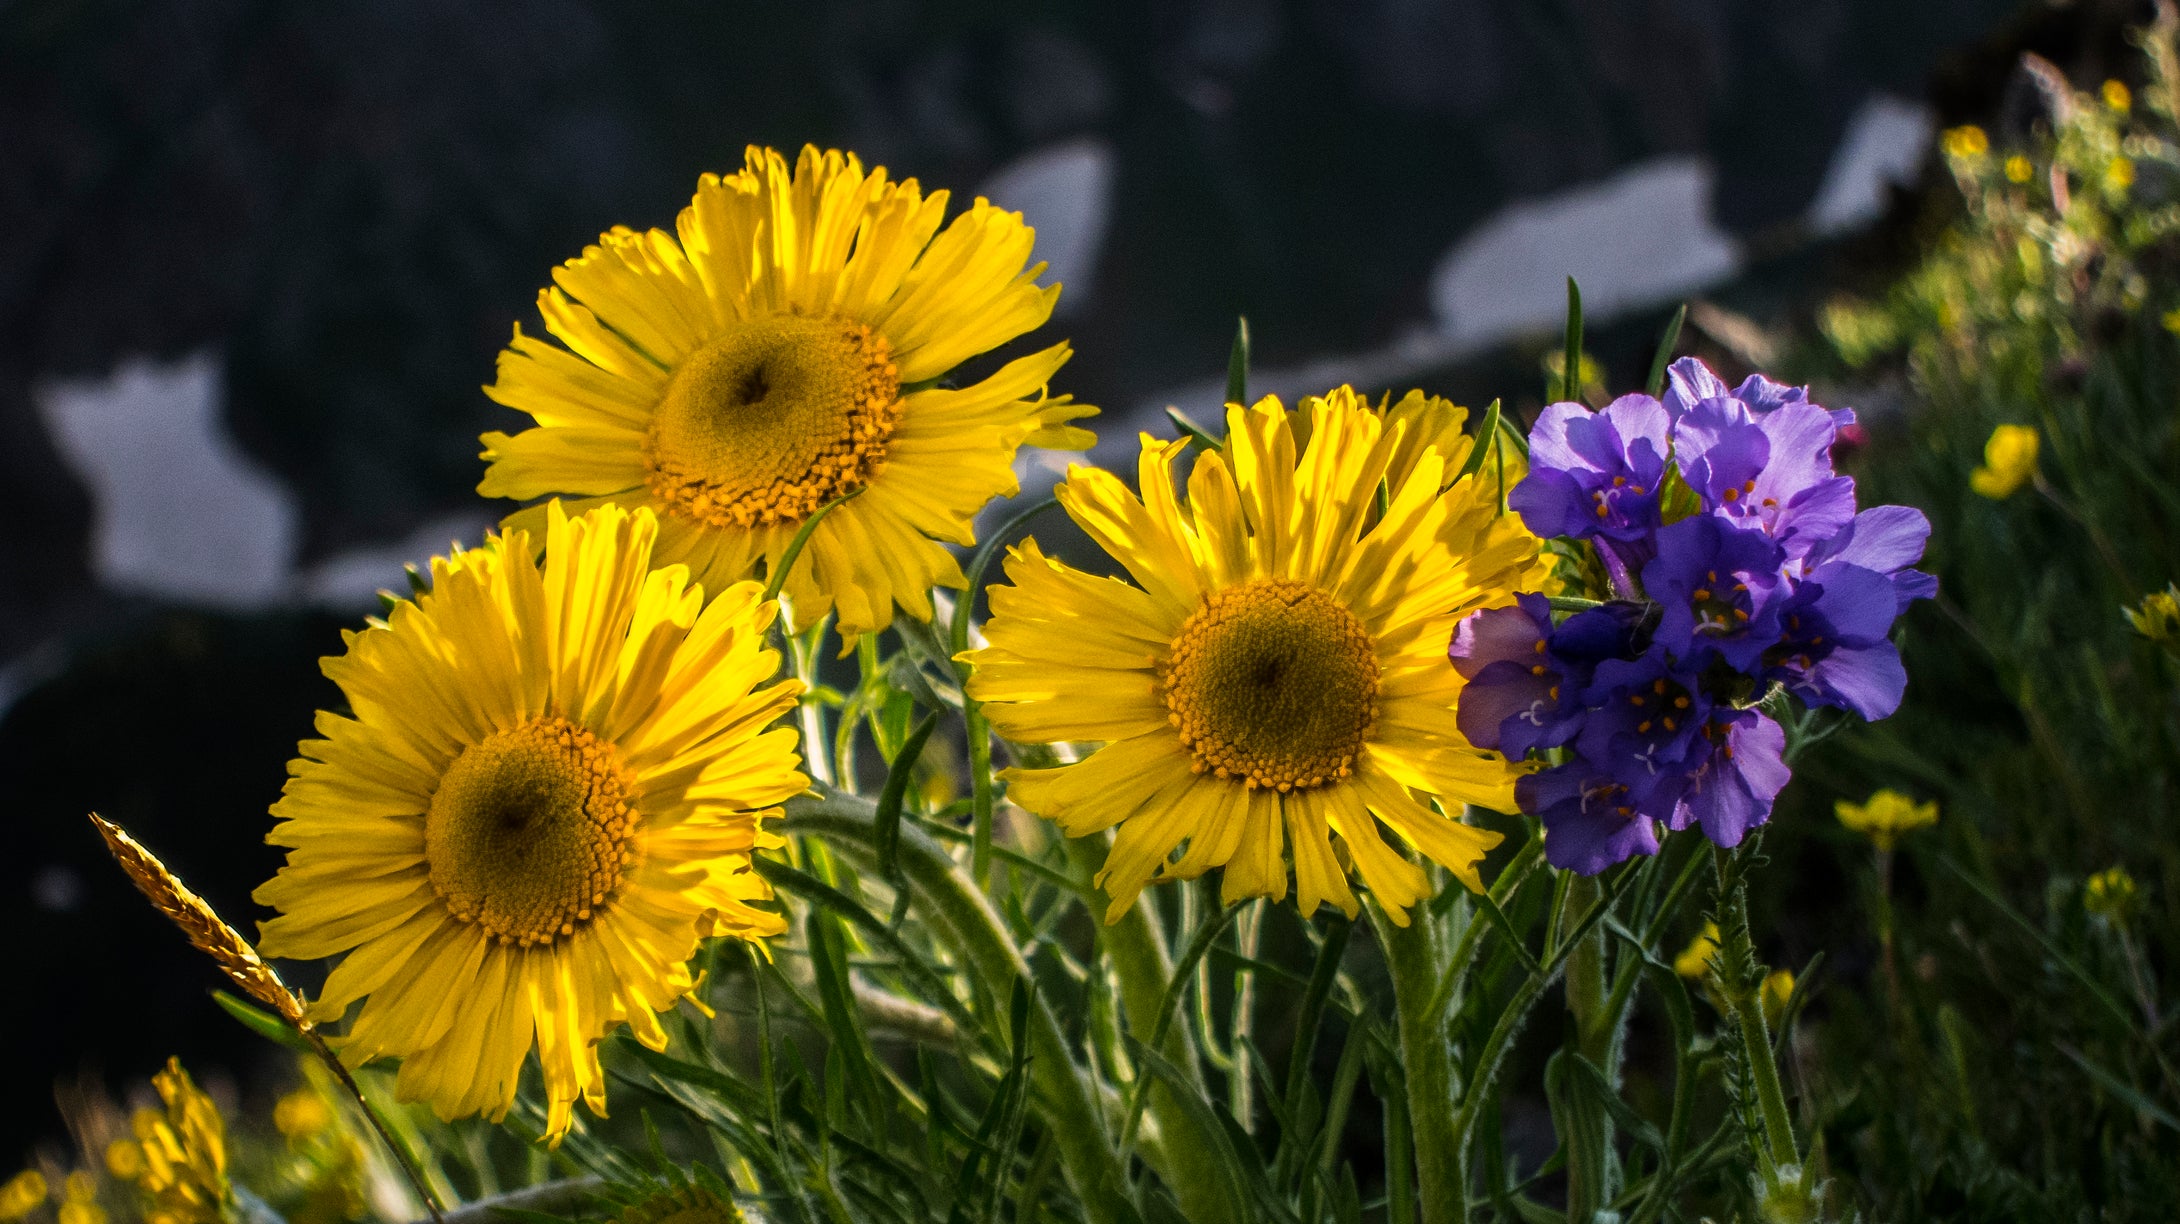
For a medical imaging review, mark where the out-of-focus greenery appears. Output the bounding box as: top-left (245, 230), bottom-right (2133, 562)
top-left (1798, 10), bottom-right (2180, 1219)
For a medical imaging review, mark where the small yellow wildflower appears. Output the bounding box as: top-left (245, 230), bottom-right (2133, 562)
top-left (1761, 969), bottom-right (1796, 1026)
top-left (102, 1141), bottom-right (141, 1181)
top-left (0, 1171), bottom-right (47, 1222)
top-left (112, 1060), bottom-right (229, 1224)
top-left (274, 1089), bottom-right (333, 1142)
top-left (1969, 423), bottom-right (2039, 498)
top-left (1674, 923), bottom-right (1721, 980)
top-left (2125, 584), bottom-right (2180, 651)
top-left (1834, 789), bottom-right (1939, 852)
top-left (2004, 155), bottom-right (2034, 184)
top-left (56, 1173), bottom-right (103, 1224)
top-left (2106, 156), bottom-right (2136, 192)
top-left (1942, 125), bottom-right (1989, 160)
top-left (2085, 867), bottom-right (2140, 922)
top-left (2103, 79), bottom-right (2132, 112)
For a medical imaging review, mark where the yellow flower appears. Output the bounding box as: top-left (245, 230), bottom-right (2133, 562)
top-left (1674, 922), bottom-right (1721, 980)
top-left (1833, 789), bottom-right (1938, 852)
top-left (56, 1174), bottom-right (102, 1224)
top-left (0, 1171), bottom-right (47, 1222)
top-left (2104, 79), bottom-right (2133, 112)
top-left (1969, 423), bottom-right (2039, 498)
top-left (1941, 125), bottom-right (1989, 160)
top-left (967, 393), bottom-right (1547, 923)
top-left (1761, 968), bottom-right (1796, 1026)
top-left (2105, 155), bottom-right (2136, 192)
top-left (2004, 155), bottom-right (2034, 184)
top-left (110, 1060), bottom-right (228, 1224)
top-left (273, 1089), bottom-right (333, 1142)
top-left (477, 145), bottom-right (1095, 639)
top-left (2085, 867), bottom-right (2140, 922)
top-left (255, 502), bottom-right (806, 1140)
top-left (2125, 583), bottom-right (2180, 651)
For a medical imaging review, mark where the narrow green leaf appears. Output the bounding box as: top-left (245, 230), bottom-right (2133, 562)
top-left (1495, 402), bottom-right (1531, 459)
top-left (1941, 856), bottom-right (2142, 1038)
top-left (949, 494), bottom-right (1061, 660)
top-left (762, 487), bottom-right (864, 604)
top-left (1283, 917), bottom-right (1352, 1113)
top-left (1226, 316), bottom-right (1252, 406)
top-left (1118, 901), bottom-right (1245, 1153)
top-left (752, 858), bottom-right (986, 1045)
top-left (2056, 1042), bottom-right (2180, 1132)
top-left (1560, 277), bottom-right (1585, 404)
top-left (1544, 1047), bottom-right (1611, 1222)
top-left (1127, 1038), bottom-right (1256, 1219)
top-left (1645, 303), bottom-right (1688, 398)
top-left (806, 907), bottom-right (884, 1126)
top-left (1166, 407), bottom-right (1226, 453)
top-left (1452, 399), bottom-right (1504, 485)
top-left (875, 712), bottom-right (940, 888)
top-left (210, 990), bottom-right (311, 1051)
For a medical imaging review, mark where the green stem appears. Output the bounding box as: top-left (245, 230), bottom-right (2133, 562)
top-left (783, 791), bottom-right (1127, 1224)
top-left (303, 1031), bottom-right (448, 1224)
top-left (965, 697), bottom-right (996, 888)
top-left (1065, 839), bottom-right (1241, 1224)
top-left (1711, 846), bottom-right (1799, 1173)
top-left (1562, 874), bottom-right (1609, 1063)
top-left (1369, 900), bottom-right (1464, 1224)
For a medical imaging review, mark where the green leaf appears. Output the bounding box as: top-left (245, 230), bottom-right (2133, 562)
top-left (875, 712), bottom-right (941, 889)
top-left (1166, 407), bottom-right (1226, 453)
top-left (1127, 1039), bottom-right (1257, 1221)
top-left (949, 494), bottom-right (1061, 659)
top-left (762, 487), bottom-right (864, 603)
top-left (1452, 399), bottom-right (1504, 485)
top-left (806, 906), bottom-right (884, 1127)
top-left (1226, 316), bottom-right (1252, 406)
top-left (753, 858), bottom-right (987, 1048)
top-left (1560, 277), bottom-right (1585, 404)
top-left (1940, 856), bottom-right (2143, 1038)
top-left (1645, 303), bottom-right (1689, 398)
top-left (2056, 1042), bottom-right (2180, 1132)
top-left (1495, 402), bottom-right (1531, 459)
top-left (1543, 1047), bottom-right (1613, 1222)
top-left (211, 990), bottom-right (311, 1051)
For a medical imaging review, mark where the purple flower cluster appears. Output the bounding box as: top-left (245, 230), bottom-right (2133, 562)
top-left (1454, 358), bottom-right (1934, 874)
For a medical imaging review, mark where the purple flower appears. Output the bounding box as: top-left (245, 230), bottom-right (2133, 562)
top-left (1764, 561), bottom-right (1911, 720)
top-left (1523, 659), bottom-right (1792, 874)
top-left (1520, 758), bottom-right (1664, 874)
top-left (1671, 393), bottom-right (1857, 559)
top-left (1509, 395), bottom-right (1671, 544)
top-left (1451, 597), bottom-right (1650, 758)
top-left (1641, 515), bottom-right (1787, 672)
top-left (1663, 356), bottom-right (1856, 430)
top-left (1673, 707), bottom-right (1790, 849)
top-left (1451, 596), bottom-right (1575, 757)
top-left (1800, 504), bottom-right (1938, 614)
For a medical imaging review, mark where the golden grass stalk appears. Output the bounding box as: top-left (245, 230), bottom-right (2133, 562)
top-left (87, 813), bottom-right (308, 1028)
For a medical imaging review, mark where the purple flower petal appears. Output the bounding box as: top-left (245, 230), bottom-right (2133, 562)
top-left (1676, 713), bottom-right (1789, 846)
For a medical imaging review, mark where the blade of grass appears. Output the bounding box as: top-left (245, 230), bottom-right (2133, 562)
top-left (1645, 303), bottom-right (1688, 398)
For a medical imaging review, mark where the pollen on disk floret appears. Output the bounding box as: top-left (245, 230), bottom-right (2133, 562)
top-left (1158, 578), bottom-right (1382, 793)
top-left (641, 314), bottom-right (904, 530)
top-left (423, 715), bottom-right (643, 949)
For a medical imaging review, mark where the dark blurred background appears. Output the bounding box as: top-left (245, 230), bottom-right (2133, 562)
top-left (2, 0), bottom-right (2135, 1163)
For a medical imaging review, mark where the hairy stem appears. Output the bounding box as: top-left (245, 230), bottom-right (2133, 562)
top-left (1369, 900), bottom-right (1465, 1224)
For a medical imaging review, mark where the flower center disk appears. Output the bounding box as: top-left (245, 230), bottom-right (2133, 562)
top-left (643, 313), bottom-right (903, 530)
top-left (424, 716), bottom-right (639, 947)
top-left (1160, 578), bottom-right (1382, 792)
